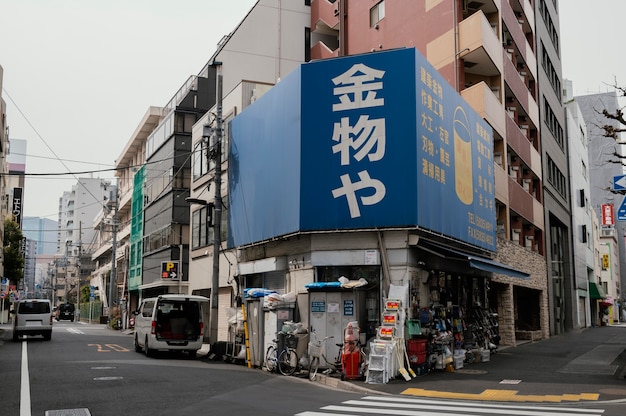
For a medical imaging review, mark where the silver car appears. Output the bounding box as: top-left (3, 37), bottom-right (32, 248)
top-left (13, 299), bottom-right (53, 341)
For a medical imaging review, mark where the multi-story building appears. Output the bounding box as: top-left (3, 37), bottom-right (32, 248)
top-left (56, 178), bottom-right (110, 308)
top-left (111, 106), bottom-right (161, 322)
top-left (563, 79), bottom-right (595, 328)
top-left (0, 65), bottom-right (8, 280)
top-left (577, 90), bottom-right (626, 321)
top-left (535, 0), bottom-right (575, 335)
top-left (187, 0), bottom-right (311, 341)
top-left (186, 0), bottom-right (574, 347)
top-left (23, 217), bottom-right (58, 255)
top-left (293, 0), bottom-right (549, 344)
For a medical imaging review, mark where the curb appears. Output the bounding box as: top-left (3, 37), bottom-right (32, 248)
top-left (314, 373), bottom-right (388, 395)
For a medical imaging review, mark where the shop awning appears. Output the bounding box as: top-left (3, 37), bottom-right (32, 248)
top-left (589, 282), bottom-right (606, 300)
top-left (418, 239), bottom-right (530, 279)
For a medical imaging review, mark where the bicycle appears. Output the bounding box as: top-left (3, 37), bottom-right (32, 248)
top-left (265, 332), bottom-right (299, 376)
top-left (307, 332), bottom-right (343, 381)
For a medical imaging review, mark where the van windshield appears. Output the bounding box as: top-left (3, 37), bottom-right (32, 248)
top-left (59, 304), bottom-right (75, 312)
top-left (18, 301), bottom-right (51, 314)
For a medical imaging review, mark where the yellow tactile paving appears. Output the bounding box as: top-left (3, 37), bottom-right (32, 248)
top-left (401, 388), bottom-right (600, 402)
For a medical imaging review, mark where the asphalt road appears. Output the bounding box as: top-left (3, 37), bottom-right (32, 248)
top-left (2, 321), bottom-right (626, 415)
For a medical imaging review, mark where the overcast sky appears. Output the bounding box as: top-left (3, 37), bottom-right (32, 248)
top-left (1, 0), bottom-right (624, 221)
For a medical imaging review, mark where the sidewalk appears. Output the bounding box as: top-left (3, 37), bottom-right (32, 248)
top-left (323, 323), bottom-right (626, 401)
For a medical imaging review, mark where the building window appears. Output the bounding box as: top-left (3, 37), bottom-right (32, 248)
top-left (547, 155), bottom-right (567, 200)
top-left (370, 1), bottom-right (385, 27)
top-left (191, 207), bottom-right (212, 249)
top-left (305, 27), bottom-right (311, 62)
top-left (193, 140), bottom-right (208, 180)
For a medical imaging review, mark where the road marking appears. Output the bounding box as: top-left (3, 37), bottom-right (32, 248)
top-left (87, 344), bottom-right (129, 352)
top-left (298, 395), bottom-right (606, 416)
top-left (401, 388), bottom-right (600, 402)
top-left (21, 341), bottom-right (31, 416)
top-left (93, 377), bottom-right (123, 381)
top-left (67, 328), bottom-right (84, 334)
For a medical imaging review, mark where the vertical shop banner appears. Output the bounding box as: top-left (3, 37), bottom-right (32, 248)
top-left (603, 203), bottom-right (615, 225)
top-left (12, 187), bottom-right (23, 227)
top-left (229, 48), bottom-right (495, 251)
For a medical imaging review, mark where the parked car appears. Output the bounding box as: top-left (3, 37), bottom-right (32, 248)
top-left (133, 294), bottom-right (208, 358)
top-left (12, 299), bottom-right (53, 341)
top-left (56, 303), bottom-right (75, 321)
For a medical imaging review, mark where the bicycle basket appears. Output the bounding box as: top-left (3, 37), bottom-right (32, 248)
top-left (308, 341), bottom-right (323, 358)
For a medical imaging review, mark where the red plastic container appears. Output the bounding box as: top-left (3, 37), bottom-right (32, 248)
top-left (407, 339), bottom-right (428, 365)
top-left (342, 351), bottom-right (361, 380)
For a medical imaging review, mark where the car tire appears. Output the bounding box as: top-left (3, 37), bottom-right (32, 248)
top-left (13, 331), bottom-right (19, 342)
top-left (188, 350), bottom-right (197, 359)
top-left (134, 335), bottom-right (142, 353)
top-left (43, 331), bottom-right (52, 341)
top-left (144, 336), bottom-right (154, 357)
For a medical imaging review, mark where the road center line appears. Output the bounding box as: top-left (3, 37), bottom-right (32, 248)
top-left (21, 341), bottom-right (31, 416)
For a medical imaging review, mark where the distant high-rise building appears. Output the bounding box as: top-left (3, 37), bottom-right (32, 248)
top-left (23, 217), bottom-right (58, 255)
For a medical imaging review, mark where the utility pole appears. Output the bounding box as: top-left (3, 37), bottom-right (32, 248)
top-left (209, 62), bottom-right (223, 344)
top-left (77, 221), bottom-right (82, 322)
top-left (108, 186), bottom-right (118, 319)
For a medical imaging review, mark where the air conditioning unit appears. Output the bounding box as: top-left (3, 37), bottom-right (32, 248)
top-left (494, 152), bottom-right (503, 167)
top-left (509, 165), bottom-right (519, 179)
top-left (512, 228), bottom-right (521, 243)
top-left (523, 178), bottom-right (532, 192)
top-left (525, 235), bottom-right (534, 248)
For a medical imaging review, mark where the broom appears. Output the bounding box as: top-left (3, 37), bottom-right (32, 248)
top-left (396, 339), bottom-right (411, 381)
top-left (403, 342), bottom-right (417, 378)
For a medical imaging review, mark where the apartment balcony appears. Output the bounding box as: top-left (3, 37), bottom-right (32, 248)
top-left (117, 223), bottom-right (131, 242)
top-left (508, 175), bottom-right (543, 229)
top-left (494, 163), bottom-right (509, 205)
top-left (503, 56), bottom-right (538, 128)
top-left (461, 81), bottom-right (506, 139)
top-left (92, 241), bottom-right (112, 261)
top-left (505, 115), bottom-right (541, 178)
top-left (311, 0), bottom-right (339, 31)
top-left (117, 188), bottom-right (132, 217)
top-left (458, 10), bottom-right (503, 80)
top-left (311, 41), bottom-right (339, 60)
top-left (310, 0), bottom-right (340, 60)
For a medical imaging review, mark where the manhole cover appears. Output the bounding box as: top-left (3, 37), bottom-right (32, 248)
top-left (454, 369), bottom-right (488, 375)
top-left (500, 379), bottom-right (522, 384)
top-left (45, 409), bottom-right (91, 416)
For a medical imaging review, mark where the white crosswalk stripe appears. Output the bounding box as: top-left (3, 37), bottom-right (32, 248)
top-left (295, 395), bottom-right (605, 416)
top-left (66, 328), bottom-right (84, 334)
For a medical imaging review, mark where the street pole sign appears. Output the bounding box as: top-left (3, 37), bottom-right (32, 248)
top-left (161, 261), bottom-right (179, 280)
top-left (614, 174), bottom-right (626, 191)
top-left (619, 198), bottom-right (626, 221)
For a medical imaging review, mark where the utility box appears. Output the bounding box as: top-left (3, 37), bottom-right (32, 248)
top-left (308, 289), bottom-right (367, 358)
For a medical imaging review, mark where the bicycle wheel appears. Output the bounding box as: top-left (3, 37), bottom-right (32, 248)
top-left (278, 348), bottom-right (298, 376)
top-left (265, 345), bottom-right (277, 372)
top-left (308, 356), bottom-right (320, 381)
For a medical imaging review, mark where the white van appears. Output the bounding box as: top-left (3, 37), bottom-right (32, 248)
top-left (12, 299), bottom-right (53, 341)
top-left (133, 294), bottom-right (208, 357)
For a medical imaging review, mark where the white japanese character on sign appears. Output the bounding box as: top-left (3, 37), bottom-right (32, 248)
top-left (332, 63), bottom-right (385, 111)
top-left (332, 115), bottom-right (386, 166)
top-left (332, 170), bottom-right (386, 218)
